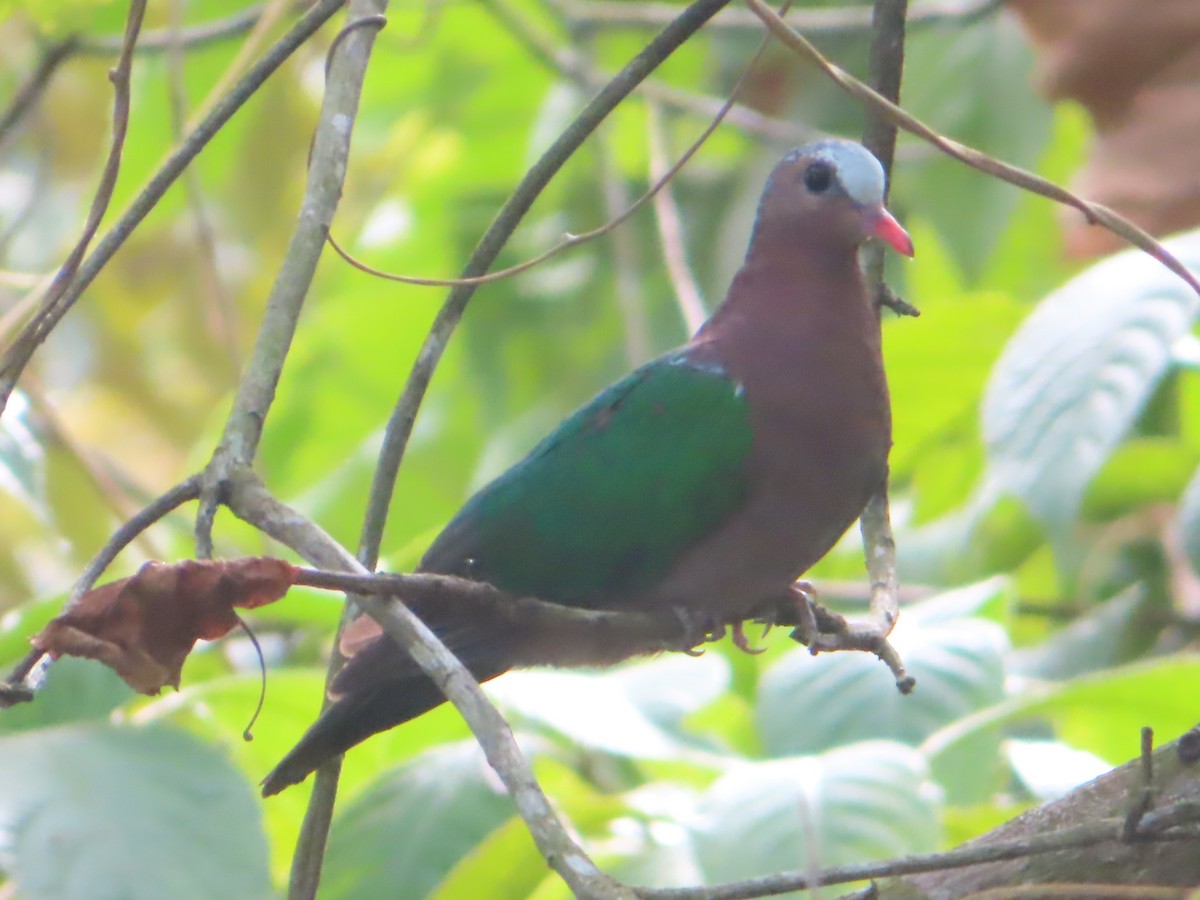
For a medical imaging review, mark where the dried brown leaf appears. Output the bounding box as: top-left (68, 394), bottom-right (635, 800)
top-left (31, 558), bottom-right (297, 694)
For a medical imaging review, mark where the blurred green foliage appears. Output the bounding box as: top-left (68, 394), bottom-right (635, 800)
top-left (1, 0), bottom-right (1199, 897)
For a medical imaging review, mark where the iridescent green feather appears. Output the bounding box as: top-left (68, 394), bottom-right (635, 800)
top-left (421, 352), bottom-right (753, 606)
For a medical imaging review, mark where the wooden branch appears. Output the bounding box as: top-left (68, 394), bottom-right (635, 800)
top-left (0, 0), bottom-right (347, 421)
top-left (549, 0), bottom-right (1004, 34)
top-left (637, 738), bottom-right (1200, 898)
top-left (222, 474), bottom-right (639, 900)
top-left (0, 0), bottom-right (146, 410)
top-left (742, 0), bottom-right (1200, 301)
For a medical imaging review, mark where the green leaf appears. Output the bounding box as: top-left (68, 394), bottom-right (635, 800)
top-left (0, 657), bottom-right (131, 734)
top-left (982, 229), bottom-right (1200, 532)
top-left (1082, 437), bottom-right (1200, 520)
top-left (0, 723), bottom-right (272, 900)
top-left (491, 667), bottom-right (695, 759)
top-left (428, 816), bottom-right (544, 900)
top-left (757, 613), bottom-right (1007, 756)
top-left (923, 656), bottom-right (1200, 766)
top-left (1009, 587), bottom-right (1157, 680)
top-left (321, 741), bottom-right (516, 900)
top-left (689, 742), bottom-right (941, 896)
top-left (756, 586), bottom-right (1009, 802)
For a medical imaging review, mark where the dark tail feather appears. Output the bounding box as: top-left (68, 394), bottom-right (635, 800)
top-left (261, 675), bottom-right (451, 796)
top-left (263, 603), bottom-right (518, 796)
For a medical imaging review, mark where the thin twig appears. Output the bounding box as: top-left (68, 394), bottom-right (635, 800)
top-left (0, 473), bottom-right (201, 707)
top-left (833, 0), bottom-right (912, 691)
top-left (741, 0), bottom-right (1200, 301)
top-left (1123, 726), bottom-right (1157, 840)
top-left (77, 1), bottom-right (308, 55)
top-left (491, 0), bottom-right (810, 144)
top-left (645, 103), bottom-right (706, 334)
top-left (222, 475), bottom-right (637, 899)
top-left (0, 0), bottom-right (146, 405)
top-left (0, 38), bottom-right (78, 154)
top-left (0, 0), bottom-right (349, 421)
top-left (634, 805), bottom-right (1200, 899)
top-left (325, 0), bottom-right (782, 293)
top-left (551, 0), bottom-right (1004, 34)
top-left (166, 0), bottom-right (242, 381)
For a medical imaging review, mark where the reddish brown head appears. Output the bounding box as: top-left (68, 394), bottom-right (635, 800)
top-left (751, 139), bottom-right (914, 258)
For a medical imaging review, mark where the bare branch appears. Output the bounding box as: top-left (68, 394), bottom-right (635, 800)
top-left (635, 805), bottom-right (1200, 899)
top-left (0, 0), bottom-right (146, 408)
top-left (552, 0), bottom-right (1004, 34)
top-left (0, 38), bottom-right (77, 154)
top-left (166, 0), bottom-right (242, 381)
top-left (645, 103), bottom-right (706, 335)
top-left (77, 1), bottom-right (308, 55)
top-left (221, 476), bottom-right (638, 899)
top-left (0, 0), bottom-right (349, 421)
top-left (742, 0), bottom-right (1200, 301)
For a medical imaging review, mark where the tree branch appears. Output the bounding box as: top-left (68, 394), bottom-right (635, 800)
top-left (0, 38), bottom-right (78, 154)
top-left (288, 1), bottom-right (737, 895)
top-left (77, 2), bottom-right (309, 55)
top-left (741, 0), bottom-right (1200, 301)
top-left (808, 0), bottom-right (915, 692)
top-left (219, 475), bottom-right (639, 899)
top-left (549, 0), bottom-right (1004, 34)
top-left (0, 0), bottom-right (348, 421)
top-left (0, 0), bottom-right (146, 408)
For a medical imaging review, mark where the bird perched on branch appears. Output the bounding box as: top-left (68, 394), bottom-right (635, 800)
top-left (262, 138), bottom-right (913, 796)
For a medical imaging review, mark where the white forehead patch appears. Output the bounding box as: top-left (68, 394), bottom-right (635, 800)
top-left (785, 139), bottom-right (887, 207)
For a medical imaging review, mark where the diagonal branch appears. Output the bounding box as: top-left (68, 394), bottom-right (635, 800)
top-left (742, 0), bottom-right (1200, 300)
top-left (0, 0), bottom-right (348, 422)
top-left (222, 472), bottom-right (639, 899)
top-left (0, 0), bottom-right (146, 407)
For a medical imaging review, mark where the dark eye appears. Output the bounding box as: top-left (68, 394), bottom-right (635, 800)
top-left (803, 161), bottom-right (834, 194)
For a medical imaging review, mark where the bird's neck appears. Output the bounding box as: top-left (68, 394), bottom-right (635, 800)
top-left (697, 232), bottom-right (875, 350)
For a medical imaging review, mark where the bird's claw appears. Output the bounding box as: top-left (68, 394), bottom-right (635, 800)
top-left (731, 620), bottom-right (766, 655)
top-left (672, 607), bottom-right (724, 655)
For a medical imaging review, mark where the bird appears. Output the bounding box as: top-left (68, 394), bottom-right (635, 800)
top-left (261, 138), bottom-right (913, 796)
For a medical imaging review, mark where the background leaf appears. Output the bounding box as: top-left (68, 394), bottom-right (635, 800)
top-left (689, 742), bottom-right (941, 896)
top-left (981, 230), bottom-right (1200, 532)
top-left (0, 723), bottom-right (272, 900)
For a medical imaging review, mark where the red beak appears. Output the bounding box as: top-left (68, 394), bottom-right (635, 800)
top-left (868, 206), bottom-right (914, 257)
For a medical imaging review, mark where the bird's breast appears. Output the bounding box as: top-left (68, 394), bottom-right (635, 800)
top-left (648, 316), bottom-right (890, 617)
